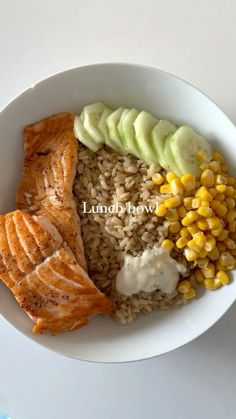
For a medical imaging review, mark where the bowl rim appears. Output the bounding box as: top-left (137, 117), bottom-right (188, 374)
top-left (0, 61), bottom-right (236, 363)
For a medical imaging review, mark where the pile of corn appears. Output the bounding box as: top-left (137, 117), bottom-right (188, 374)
top-left (152, 152), bottom-right (236, 300)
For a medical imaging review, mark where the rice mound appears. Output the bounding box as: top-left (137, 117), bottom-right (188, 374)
top-left (74, 145), bottom-right (186, 324)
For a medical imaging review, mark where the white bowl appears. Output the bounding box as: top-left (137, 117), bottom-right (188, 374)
top-left (1, 63), bottom-right (236, 363)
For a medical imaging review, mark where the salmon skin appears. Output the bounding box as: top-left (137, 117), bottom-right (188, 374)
top-left (0, 210), bottom-right (114, 334)
top-left (16, 113), bottom-right (87, 271)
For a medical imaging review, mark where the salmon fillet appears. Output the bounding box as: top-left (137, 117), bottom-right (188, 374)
top-left (0, 210), bottom-right (114, 334)
top-left (16, 113), bottom-right (87, 270)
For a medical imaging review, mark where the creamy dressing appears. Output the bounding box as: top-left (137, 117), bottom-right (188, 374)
top-left (116, 247), bottom-right (186, 296)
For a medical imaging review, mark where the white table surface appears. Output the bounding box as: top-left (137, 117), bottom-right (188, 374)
top-left (0, 1), bottom-right (236, 418)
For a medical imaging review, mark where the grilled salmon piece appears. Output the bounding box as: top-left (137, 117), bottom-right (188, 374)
top-left (16, 113), bottom-right (87, 270)
top-left (0, 210), bottom-right (114, 334)
top-left (13, 248), bottom-right (114, 334)
top-left (0, 210), bottom-right (63, 289)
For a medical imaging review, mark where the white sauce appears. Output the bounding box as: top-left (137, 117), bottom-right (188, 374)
top-left (116, 247), bottom-right (186, 296)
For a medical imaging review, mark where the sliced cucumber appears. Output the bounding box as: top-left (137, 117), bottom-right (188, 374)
top-left (74, 116), bottom-right (100, 152)
top-left (161, 134), bottom-right (182, 176)
top-left (133, 111), bottom-right (159, 164)
top-left (98, 107), bottom-right (113, 143)
top-left (121, 108), bottom-right (141, 158)
top-left (117, 108), bottom-right (130, 150)
top-left (169, 125), bottom-right (212, 176)
top-left (83, 102), bottom-right (106, 145)
top-left (106, 107), bottom-right (127, 154)
top-left (151, 120), bottom-right (176, 164)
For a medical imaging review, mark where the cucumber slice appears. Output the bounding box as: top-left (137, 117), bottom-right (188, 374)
top-left (74, 116), bottom-right (100, 152)
top-left (106, 107), bottom-right (127, 154)
top-left (121, 108), bottom-right (141, 158)
top-left (169, 125), bottom-right (212, 176)
top-left (151, 120), bottom-right (176, 164)
top-left (134, 111), bottom-right (159, 164)
top-left (83, 102), bottom-right (106, 145)
top-left (98, 107), bottom-right (113, 143)
top-left (117, 108), bottom-right (130, 150)
top-left (161, 134), bottom-right (182, 176)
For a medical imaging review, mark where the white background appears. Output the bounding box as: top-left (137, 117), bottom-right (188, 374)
top-left (0, 1), bottom-right (236, 418)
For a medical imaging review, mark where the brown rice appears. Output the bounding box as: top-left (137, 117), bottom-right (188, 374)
top-left (74, 145), bottom-right (187, 324)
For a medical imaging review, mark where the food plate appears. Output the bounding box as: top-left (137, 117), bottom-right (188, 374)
top-left (0, 63), bottom-right (236, 362)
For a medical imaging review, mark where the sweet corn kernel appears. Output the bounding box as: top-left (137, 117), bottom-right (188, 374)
top-left (215, 194), bottom-right (225, 202)
top-left (217, 243), bottom-right (227, 253)
top-left (209, 160), bottom-right (221, 173)
top-left (211, 200), bottom-right (221, 211)
top-left (166, 172), bottom-right (177, 183)
top-left (165, 208), bottom-right (179, 222)
top-left (196, 150), bottom-right (207, 162)
top-left (197, 257), bottom-right (209, 268)
top-left (194, 231), bottom-right (206, 247)
top-left (226, 210), bottom-right (236, 223)
top-left (208, 246), bottom-right (220, 261)
top-left (161, 239), bottom-right (174, 252)
top-left (212, 279), bottom-right (222, 289)
top-left (195, 269), bottom-right (204, 283)
top-left (209, 188), bottom-right (218, 198)
top-left (178, 280), bottom-right (191, 293)
top-left (192, 198), bottom-right (201, 209)
top-left (201, 169), bottom-right (215, 187)
top-left (216, 261), bottom-right (226, 271)
top-left (204, 279), bottom-right (215, 290)
top-left (176, 236), bottom-right (188, 249)
top-left (215, 174), bottom-right (228, 185)
top-left (183, 197), bottom-right (193, 210)
top-left (233, 190), bottom-right (236, 199)
top-left (160, 184), bottom-right (172, 194)
top-left (154, 204), bottom-right (167, 217)
top-left (219, 252), bottom-right (235, 268)
top-left (181, 173), bottom-right (196, 191)
top-left (226, 197), bottom-right (235, 210)
top-left (197, 206), bottom-right (213, 217)
top-left (213, 152), bottom-right (224, 162)
top-left (198, 248), bottom-right (208, 258)
top-left (188, 239), bottom-right (202, 253)
top-left (197, 218), bottom-right (209, 231)
top-left (184, 248), bottom-right (198, 261)
top-left (202, 263), bottom-right (215, 278)
top-left (170, 178), bottom-right (184, 195)
top-left (204, 278), bottom-right (222, 289)
top-left (218, 229), bottom-right (229, 241)
top-left (164, 196), bottom-right (182, 209)
top-left (187, 223), bottom-right (199, 236)
top-left (229, 220), bottom-right (236, 233)
top-left (152, 173), bottom-right (164, 185)
top-left (224, 238), bottom-right (236, 250)
top-left (211, 224), bottom-right (224, 237)
top-left (169, 221), bottom-right (181, 234)
top-left (227, 176), bottom-right (236, 186)
top-left (204, 234), bottom-right (216, 251)
top-left (226, 186), bottom-right (234, 197)
top-left (182, 211), bottom-right (198, 226)
top-left (214, 203), bottom-right (227, 217)
top-left (216, 271), bottom-right (230, 285)
top-left (184, 288), bottom-right (196, 300)
top-left (216, 184), bottom-right (227, 193)
top-left (178, 205), bottom-right (187, 218)
top-left (206, 216), bottom-right (221, 230)
top-left (195, 186), bottom-right (213, 201)
top-left (180, 227), bottom-right (190, 239)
